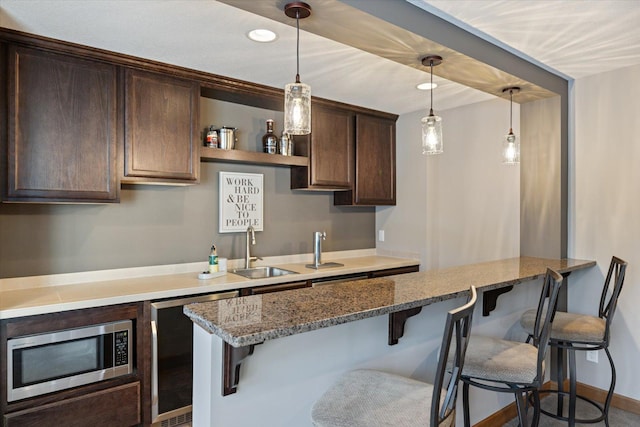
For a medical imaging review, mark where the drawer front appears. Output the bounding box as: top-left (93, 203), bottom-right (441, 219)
top-left (241, 281), bottom-right (311, 295)
top-left (4, 382), bottom-right (140, 427)
top-left (369, 265), bottom-right (419, 278)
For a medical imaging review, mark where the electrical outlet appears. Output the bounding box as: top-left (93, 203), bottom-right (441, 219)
top-left (586, 350), bottom-right (599, 363)
top-left (378, 230), bottom-right (385, 242)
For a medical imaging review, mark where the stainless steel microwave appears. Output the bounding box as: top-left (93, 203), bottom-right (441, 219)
top-left (7, 320), bottom-right (133, 402)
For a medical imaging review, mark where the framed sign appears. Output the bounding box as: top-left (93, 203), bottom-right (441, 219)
top-left (219, 172), bottom-right (263, 233)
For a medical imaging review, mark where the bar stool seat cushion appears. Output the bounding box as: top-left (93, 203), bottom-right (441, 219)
top-left (521, 309), bottom-right (606, 343)
top-left (311, 369), bottom-right (451, 427)
top-left (462, 336), bottom-right (540, 385)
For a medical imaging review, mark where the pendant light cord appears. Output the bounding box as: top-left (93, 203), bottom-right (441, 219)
top-left (295, 10), bottom-right (301, 84)
top-left (429, 60), bottom-right (434, 116)
top-left (509, 88), bottom-right (513, 133)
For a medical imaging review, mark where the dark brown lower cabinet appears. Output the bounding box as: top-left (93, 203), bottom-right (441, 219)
top-left (0, 303), bottom-right (145, 427)
top-left (4, 382), bottom-right (140, 427)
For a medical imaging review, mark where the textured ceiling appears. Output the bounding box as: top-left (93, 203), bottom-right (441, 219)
top-left (220, 0), bottom-right (558, 104)
top-left (417, 0), bottom-right (640, 79)
top-left (1, 0), bottom-right (639, 115)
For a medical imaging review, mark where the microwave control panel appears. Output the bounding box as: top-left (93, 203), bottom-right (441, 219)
top-left (114, 330), bottom-right (129, 366)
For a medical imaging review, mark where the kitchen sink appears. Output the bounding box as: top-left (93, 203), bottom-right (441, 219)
top-left (231, 266), bottom-right (298, 279)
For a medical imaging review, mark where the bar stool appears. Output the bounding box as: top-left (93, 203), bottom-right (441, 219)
top-left (520, 256), bottom-right (627, 427)
top-left (310, 286), bottom-right (477, 427)
top-left (461, 268), bottom-right (563, 427)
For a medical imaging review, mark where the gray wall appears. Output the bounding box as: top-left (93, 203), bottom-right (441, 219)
top-left (0, 100), bottom-right (375, 279)
top-left (572, 62), bottom-right (640, 400)
top-left (520, 96), bottom-right (563, 258)
top-left (376, 98), bottom-right (520, 272)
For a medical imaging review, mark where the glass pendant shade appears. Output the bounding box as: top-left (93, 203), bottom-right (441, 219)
top-left (420, 55), bottom-right (443, 155)
top-left (284, 2), bottom-right (312, 136)
top-left (421, 113), bottom-right (443, 155)
top-left (502, 86), bottom-right (520, 164)
top-left (502, 131), bottom-right (520, 164)
top-left (284, 81), bottom-right (311, 135)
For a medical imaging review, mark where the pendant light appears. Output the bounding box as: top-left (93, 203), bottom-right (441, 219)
top-left (421, 55), bottom-right (443, 155)
top-left (502, 87), bottom-right (520, 165)
top-left (284, 2), bottom-right (312, 135)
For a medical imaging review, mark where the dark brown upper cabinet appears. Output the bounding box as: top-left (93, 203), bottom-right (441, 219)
top-left (4, 45), bottom-right (119, 203)
top-left (291, 103), bottom-right (354, 190)
top-left (334, 114), bottom-right (397, 206)
top-left (1, 29), bottom-right (395, 203)
top-left (123, 69), bottom-right (199, 185)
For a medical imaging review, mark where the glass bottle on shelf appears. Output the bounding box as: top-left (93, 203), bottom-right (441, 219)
top-left (262, 119), bottom-right (278, 154)
top-left (279, 131), bottom-right (290, 156)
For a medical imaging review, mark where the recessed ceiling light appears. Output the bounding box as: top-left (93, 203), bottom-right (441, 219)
top-left (417, 82), bottom-right (438, 90)
top-left (247, 29), bottom-right (277, 43)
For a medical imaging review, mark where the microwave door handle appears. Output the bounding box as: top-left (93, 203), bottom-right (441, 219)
top-left (151, 320), bottom-right (159, 421)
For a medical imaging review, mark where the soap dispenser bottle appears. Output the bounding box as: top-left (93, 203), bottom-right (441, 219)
top-left (209, 244), bottom-right (219, 273)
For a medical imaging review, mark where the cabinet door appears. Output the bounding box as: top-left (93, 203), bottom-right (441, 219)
top-left (124, 69), bottom-right (199, 184)
top-left (335, 114), bottom-right (396, 205)
top-left (5, 46), bottom-right (118, 203)
top-left (4, 382), bottom-right (140, 427)
top-left (291, 104), bottom-right (354, 190)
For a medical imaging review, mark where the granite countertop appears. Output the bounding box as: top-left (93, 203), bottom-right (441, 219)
top-left (184, 256), bottom-right (596, 347)
top-left (0, 253), bottom-right (418, 319)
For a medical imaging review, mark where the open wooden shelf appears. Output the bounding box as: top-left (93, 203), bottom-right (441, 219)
top-left (200, 146), bottom-right (308, 167)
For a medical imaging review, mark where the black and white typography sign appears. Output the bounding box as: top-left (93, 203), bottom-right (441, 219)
top-left (219, 172), bottom-right (263, 232)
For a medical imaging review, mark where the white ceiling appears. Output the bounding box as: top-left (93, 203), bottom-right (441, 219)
top-left (1, 0), bottom-right (639, 115)
top-left (416, 0), bottom-right (640, 79)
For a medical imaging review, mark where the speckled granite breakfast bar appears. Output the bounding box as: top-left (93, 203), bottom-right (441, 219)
top-left (184, 256), bottom-right (595, 347)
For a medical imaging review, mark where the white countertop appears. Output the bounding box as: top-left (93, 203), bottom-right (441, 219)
top-left (0, 249), bottom-right (419, 319)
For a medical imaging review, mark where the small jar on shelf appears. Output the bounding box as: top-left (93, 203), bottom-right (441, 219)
top-left (205, 125), bottom-right (218, 148)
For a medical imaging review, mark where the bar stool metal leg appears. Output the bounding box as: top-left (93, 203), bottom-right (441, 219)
top-left (513, 388), bottom-right (528, 426)
top-left (555, 341), bottom-right (565, 417)
top-left (531, 389), bottom-right (541, 426)
top-left (604, 347), bottom-right (616, 427)
top-left (568, 346), bottom-right (577, 427)
top-left (463, 381), bottom-right (471, 427)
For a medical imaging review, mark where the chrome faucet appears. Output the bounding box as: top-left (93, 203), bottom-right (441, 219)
top-left (245, 226), bottom-right (260, 269)
top-left (305, 231), bottom-right (343, 270)
top-left (312, 231), bottom-right (326, 268)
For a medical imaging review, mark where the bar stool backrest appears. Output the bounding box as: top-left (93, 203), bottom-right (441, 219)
top-left (530, 268), bottom-right (564, 383)
top-left (600, 256), bottom-right (628, 344)
top-left (432, 286), bottom-right (477, 426)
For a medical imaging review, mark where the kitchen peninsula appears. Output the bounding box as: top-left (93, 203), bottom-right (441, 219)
top-left (0, 253), bottom-right (418, 426)
top-left (184, 256), bottom-right (594, 426)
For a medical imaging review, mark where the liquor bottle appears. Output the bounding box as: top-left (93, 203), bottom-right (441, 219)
top-left (262, 119), bottom-right (278, 154)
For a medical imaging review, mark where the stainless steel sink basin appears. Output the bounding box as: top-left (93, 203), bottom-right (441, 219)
top-left (231, 266), bottom-right (298, 279)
